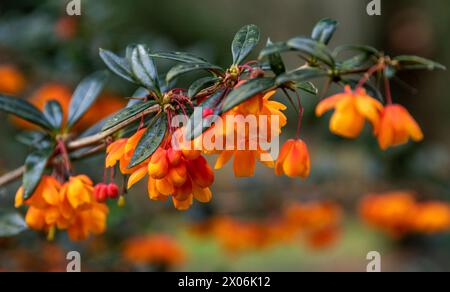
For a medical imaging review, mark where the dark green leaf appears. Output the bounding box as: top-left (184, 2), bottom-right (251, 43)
top-left (43, 100), bottom-right (63, 130)
top-left (0, 210), bottom-right (27, 237)
top-left (311, 18), bottom-right (338, 45)
top-left (287, 37), bottom-right (335, 66)
top-left (259, 42), bottom-right (291, 59)
top-left (276, 68), bottom-right (328, 85)
top-left (130, 45), bottom-right (160, 92)
top-left (102, 100), bottom-right (157, 131)
top-left (67, 71), bottom-right (109, 128)
top-left (333, 45), bottom-right (380, 57)
top-left (188, 77), bottom-right (221, 99)
top-left (23, 145), bottom-right (54, 200)
top-left (266, 39), bottom-right (286, 76)
top-left (296, 81), bottom-right (318, 95)
top-left (166, 63), bottom-right (224, 83)
top-left (394, 55), bottom-right (446, 71)
top-left (232, 24), bottom-right (260, 65)
top-left (16, 131), bottom-right (47, 146)
top-left (128, 113), bottom-right (167, 168)
top-left (148, 51), bottom-right (208, 64)
top-left (99, 49), bottom-right (135, 83)
top-left (339, 53), bottom-right (371, 70)
top-left (0, 95), bottom-right (51, 130)
top-left (185, 89), bottom-right (225, 140)
top-left (221, 77), bottom-right (276, 113)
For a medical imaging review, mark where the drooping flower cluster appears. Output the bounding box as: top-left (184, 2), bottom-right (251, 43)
top-left (106, 129), bottom-right (214, 211)
top-left (317, 85), bottom-right (424, 150)
top-left (15, 175), bottom-right (108, 241)
top-left (359, 191), bottom-right (450, 237)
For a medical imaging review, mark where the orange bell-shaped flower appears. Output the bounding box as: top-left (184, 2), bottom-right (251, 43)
top-left (275, 139), bottom-right (310, 179)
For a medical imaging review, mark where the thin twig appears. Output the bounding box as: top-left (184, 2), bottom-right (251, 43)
top-left (0, 104), bottom-right (161, 187)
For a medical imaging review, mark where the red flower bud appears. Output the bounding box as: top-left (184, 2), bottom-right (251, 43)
top-left (202, 108), bottom-right (214, 118)
top-left (94, 183), bottom-right (108, 203)
top-left (107, 183), bottom-right (120, 199)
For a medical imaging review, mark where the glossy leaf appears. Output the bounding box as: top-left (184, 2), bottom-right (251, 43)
top-left (148, 51), bottom-right (208, 64)
top-left (266, 39), bottom-right (286, 76)
top-left (0, 95), bottom-right (51, 130)
top-left (311, 18), bottom-right (338, 45)
top-left (67, 71), bottom-right (109, 128)
top-left (287, 37), bottom-right (335, 66)
top-left (128, 113), bottom-right (167, 168)
top-left (16, 131), bottom-right (47, 147)
top-left (23, 145), bottom-right (54, 200)
top-left (221, 77), bottom-right (276, 113)
top-left (130, 45), bottom-right (160, 92)
top-left (259, 42), bottom-right (291, 59)
top-left (394, 55), bottom-right (446, 71)
top-left (99, 49), bottom-right (135, 83)
top-left (43, 100), bottom-right (63, 130)
top-left (232, 24), bottom-right (260, 65)
top-left (185, 89), bottom-right (226, 140)
top-left (102, 100), bottom-right (157, 131)
top-left (188, 77), bottom-right (221, 99)
top-left (0, 210), bottom-right (27, 238)
top-left (333, 45), bottom-right (380, 57)
top-left (339, 53), bottom-right (371, 70)
top-left (166, 63), bottom-right (224, 83)
top-left (276, 68), bottom-right (328, 85)
top-left (296, 81), bottom-right (318, 95)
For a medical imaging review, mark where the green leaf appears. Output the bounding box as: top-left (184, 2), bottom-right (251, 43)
top-left (166, 63), bottom-right (224, 83)
top-left (102, 100), bottom-right (157, 131)
top-left (266, 39), bottom-right (286, 76)
top-left (221, 77), bottom-right (276, 113)
top-left (130, 45), bottom-right (160, 92)
top-left (287, 37), bottom-right (335, 66)
top-left (148, 51), bottom-right (208, 64)
top-left (0, 210), bottom-right (27, 238)
top-left (188, 77), bottom-right (221, 99)
top-left (276, 68), bottom-right (328, 85)
top-left (99, 49), bottom-right (135, 83)
top-left (16, 131), bottom-right (47, 147)
top-left (232, 24), bottom-right (261, 65)
top-left (333, 45), bottom-right (380, 57)
top-left (43, 100), bottom-right (63, 130)
top-left (259, 42), bottom-right (291, 59)
top-left (128, 113), bottom-right (167, 168)
top-left (311, 18), bottom-right (338, 45)
top-left (23, 145), bottom-right (54, 200)
top-left (67, 71), bottom-right (109, 128)
top-left (394, 55), bottom-right (446, 71)
top-left (338, 53), bottom-right (372, 70)
top-left (296, 81), bottom-right (318, 95)
top-left (185, 89), bottom-right (226, 141)
top-left (0, 95), bottom-right (51, 130)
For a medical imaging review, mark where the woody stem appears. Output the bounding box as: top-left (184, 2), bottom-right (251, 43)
top-left (0, 104), bottom-right (161, 187)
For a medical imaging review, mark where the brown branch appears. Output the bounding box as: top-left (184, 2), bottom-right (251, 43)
top-left (0, 104), bottom-right (161, 187)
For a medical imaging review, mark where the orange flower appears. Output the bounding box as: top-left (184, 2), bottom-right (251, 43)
top-left (376, 104), bottom-right (424, 150)
top-left (15, 175), bottom-right (108, 241)
top-left (0, 64), bottom-right (26, 95)
top-left (12, 83), bottom-right (124, 131)
top-left (275, 139), bottom-right (310, 179)
top-left (213, 90), bottom-right (287, 177)
top-left (411, 202), bottom-right (450, 234)
top-left (122, 235), bottom-right (185, 268)
top-left (359, 192), bottom-right (416, 237)
top-left (316, 85), bottom-right (383, 138)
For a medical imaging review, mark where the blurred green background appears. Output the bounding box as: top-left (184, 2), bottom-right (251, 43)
top-left (0, 0), bottom-right (449, 272)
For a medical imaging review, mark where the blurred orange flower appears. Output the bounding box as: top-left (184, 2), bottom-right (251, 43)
top-left (0, 64), bottom-right (26, 95)
top-left (316, 85), bottom-right (383, 138)
top-left (122, 235), bottom-right (186, 269)
top-left (12, 83), bottom-right (125, 131)
top-left (15, 175), bottom-right (108, 241)
top-left (275, 139), bottom-right (310, 179)
top-left (359, 191), bottom-right (450, 237)
top-left (376, 104), bottom-right (424, 150)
